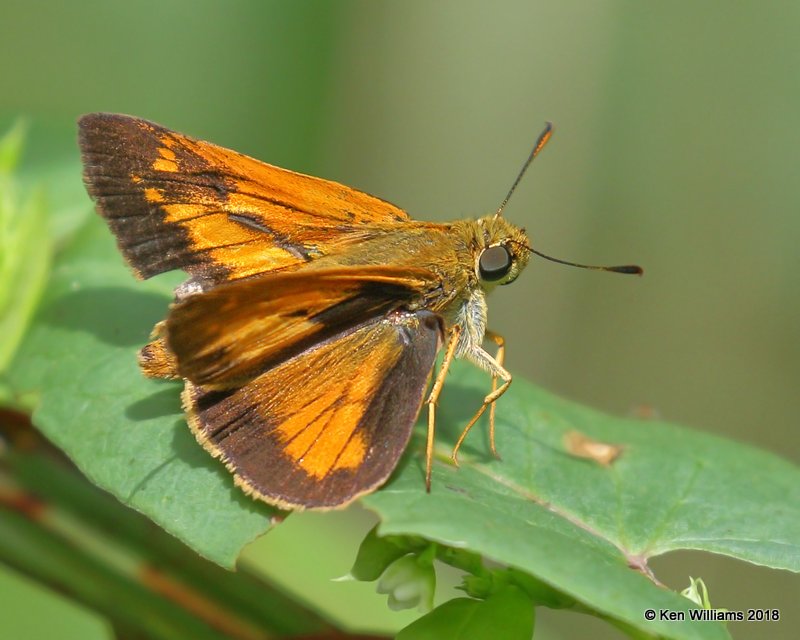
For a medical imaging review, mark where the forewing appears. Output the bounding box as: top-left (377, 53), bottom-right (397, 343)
top-left (79, 113), bottom-right (409, 282)
top-left (183, 309), bottom-right (442, 510)
top-left (165, 266), bottom-right (437, 387)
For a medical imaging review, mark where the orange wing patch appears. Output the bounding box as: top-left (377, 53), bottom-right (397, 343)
top-left (152, 144), bottom-right (178, 172)
top-left (79, 113), bottom-right (409, 283)
top-left (273, 339), bottom-right (390, 478)
top-left (143, 187), bottom-right (163, 203)
top-left (184, 309), bottom-right (442, 510)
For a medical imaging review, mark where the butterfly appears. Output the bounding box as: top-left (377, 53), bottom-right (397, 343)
top-left (79, 114), bottom-right (640, 510)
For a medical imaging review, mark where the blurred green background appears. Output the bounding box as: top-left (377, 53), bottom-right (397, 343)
top-left (1, 1), bottom-right (797, 638)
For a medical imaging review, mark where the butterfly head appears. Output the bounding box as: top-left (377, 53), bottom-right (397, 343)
top-left (473, 215), bottom-right (531, 289)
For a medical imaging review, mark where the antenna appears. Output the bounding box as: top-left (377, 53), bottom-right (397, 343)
top-left (494, 122), bottom-right (553, 218)
top-left (516, 242), bottom-right (643, 275)
top-left (497, 123), bottom-right (642, 276)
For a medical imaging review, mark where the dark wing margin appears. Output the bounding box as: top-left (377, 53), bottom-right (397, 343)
top-left (79, 113), bottom-right (226, 280)
top-left (183, 309), bottom-right (442, 510)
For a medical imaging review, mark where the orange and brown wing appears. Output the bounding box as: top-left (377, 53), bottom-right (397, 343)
top-left (78, 113), bottom-right (409, 282)
top-left (184, 309), bottom-right (442, 509)
top-left (162, 265), bottom-right (437, 388)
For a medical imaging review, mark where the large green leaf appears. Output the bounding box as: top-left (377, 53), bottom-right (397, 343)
top-left (362, 358), bottom-right (800, 639)
top-left (9, 216), bottom-right (279, 566)
top-left (8, 210), bottom-right (799, 637)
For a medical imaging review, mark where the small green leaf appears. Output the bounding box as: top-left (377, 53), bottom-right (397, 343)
top-left (0, 121), bottom-right (52, 374)
top-left (682, 577), bottom-right (715, 610)
top-left (396, 598), bottom-right (477, 640)
top-left (0, 119), bottom-right (27, 173)
top-left (348, 525), bottom-right (409, 582)
top-left (396, 586), bottom-right (534, 640)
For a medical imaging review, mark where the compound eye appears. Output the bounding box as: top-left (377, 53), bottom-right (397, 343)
top-left (479, 245), bottom-right (512, 281)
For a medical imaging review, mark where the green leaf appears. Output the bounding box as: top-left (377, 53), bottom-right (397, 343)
top-left (0, 122), bottom-right (52, 374)
top-left (376, 552), bottom-right (436, 612)
top-left (681, 577), bottom-right (715, 610)
top-left (396, 586), bottom-right (534, 640)
top-left (0, 119), bottom-right (27, 173)
top-left (348, 525), bottom-right (409, 582)
top-left (9, 215), bottom-right (278, 567)
top-left (362, 362), bottom-right (800, 639)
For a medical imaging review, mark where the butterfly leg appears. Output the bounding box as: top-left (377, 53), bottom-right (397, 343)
top-left (484, 329), bottom-right (505, 459)
top-left (451, 344), bottom-right (511, 466)
top-left (424, 325), bottom-right (461, 491)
